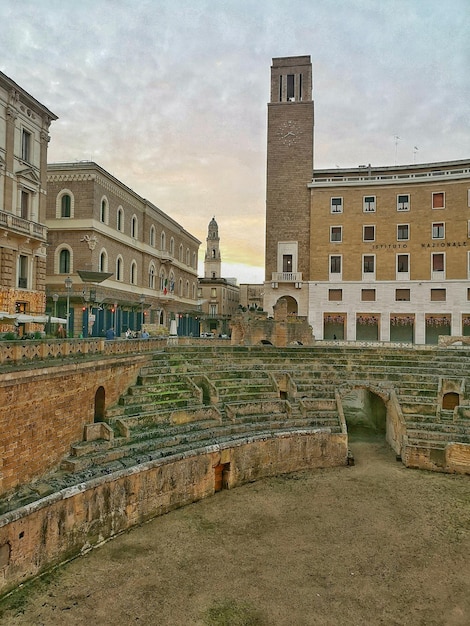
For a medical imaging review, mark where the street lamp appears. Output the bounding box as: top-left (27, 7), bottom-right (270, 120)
top-left (139, 293), bottom-right (145, 330)
top-left (52, 293), bottom-right (59, 319)
top-left (65, 276), bottom-right (73, 337)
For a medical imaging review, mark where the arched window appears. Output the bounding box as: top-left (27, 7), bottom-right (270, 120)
top-left (179, 278), bottom-right (183, 297)
top-left (193, 252), bottom-right (197, 269)
top-left (185, 280), bottom-right (189, 297)
top-left (100, 197), bottom-right (109, 224)
top-left (130, 261), bottom-right (137, 285)
top-left (148, 264), bottom-right (156, 289)
top-left (186, 248), bottom-right (191, 265)
top-left (150, 225), bottom-right (155, 247)
top-left (192, 283), bottom-right (196, 300)
top-left (161, 231), bottom-right (166, 251)
top-left (59, 249), bottom-right (71, 274)
top-left (169, 272), bottom-right (175, 293)
top-left (170, 237), bottom-right (174, 255)
top-left (99, 250), bottom-right (108, 272)
top-left (116, 256), bottom-right (123, 281)
top-left (179, 244), bottom-right (184, 262)
top-left (117, 207), bottom-right (124, 232)
top-left (61, 194), bottom-right (71, 218)
top-left (56, 189), bottom-right (74, 218)
top-left (131, 215), bottom-right (138, 239)
top-left (160, 270), bottom-right (166, 292)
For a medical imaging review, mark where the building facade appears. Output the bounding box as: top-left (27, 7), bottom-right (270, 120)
top-left (263, 55), bottom-right (470, 344)
top-left (239, 283), bottom-right (264, 310)
top-left (198, 217), bottom-right (240, 336)
top-left (46, 162), bottom-right (200, 337)
top-left (0, 71), bottom-right (57, 334)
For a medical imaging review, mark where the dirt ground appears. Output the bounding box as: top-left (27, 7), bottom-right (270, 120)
top-left (1, 436), bottom-right (469, 626)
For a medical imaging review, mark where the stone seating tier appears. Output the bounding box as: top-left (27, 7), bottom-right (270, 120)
top-left (5, 343), bottom-right (468, 515)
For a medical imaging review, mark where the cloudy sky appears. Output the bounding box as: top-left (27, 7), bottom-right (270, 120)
top-left (2, 0), bottom-right (469, 283)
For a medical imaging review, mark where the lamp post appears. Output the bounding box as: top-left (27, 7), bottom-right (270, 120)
top-left (139, 293), bottom-right (145, 331)
top-left (65, 276), bottom-right (72, 337)
top-left (52, 293), bottom-right (59, 319)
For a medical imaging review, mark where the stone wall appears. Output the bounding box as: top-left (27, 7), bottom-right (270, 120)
top-left (0, 431), bottom-right (347, 596)
top-left (0, 355), bottom-right (149, 495)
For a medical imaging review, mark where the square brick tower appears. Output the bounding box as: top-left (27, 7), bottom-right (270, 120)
top-left (264, 56), bottom-right (314, 315)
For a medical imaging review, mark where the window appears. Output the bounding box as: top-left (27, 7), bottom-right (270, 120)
top-left (330, 226), bottom-right (342, 242)
top-left (283, 254), bottom-right (293, 272)
top-left (210, 304), bottom-right (217, 316)
top-left (328, 289), bottom-right (342, 301)
top-left (149, 265), bottom-right (155, 289)
top-left (431, 289), bottom-right (446, 301)
top-left (131, 216), bottom-right (138, 238)
top-left (397, 224), bottom-right (409, 241)
top-left (18, 255), bottom-right (28, 288)
top-left (363, 225), bottom-right (375, 242)
top-left (287, 74), bottom-right (295, 100)
top-left (432, 192), bottom-right (445, 209)
top-left (149, 225), bottom-right (155, 246)
top-left (361, 289), bottom-right (376, 301)
top-left (397, 254), bottom-right (409, 273)
top-left (116, 257), bottom-right (123, 281)
top-left (61, 194), bottom-right (71, 218)
top-left (56, 190), bottom-right (74, 219)
top-left (211, 287), bottom-right (217, 297)
top-left (363, 196), bottom-right (376, 212)
top-left (330, 255), bottom-right (341, 274)
top-left (363, 255), bottom-right (375, 273)
top-left (179, 244), bottom-right (184, 261)
top-left (99, 251), bottom-right (107, 272)
top-left (432, 253), bottom-right (444, 272)
top-left (397, 194), bottom-right (410, 211)
top-left (331, 197), bottom-right (343, 213)
top-left (170, 238), bottom-right (175, 255)
top-left (130, 261), bottom-right (137, 285)
top-left (186, 248), bottom-right (190, 265)
top-left (59, 249), bottom-right (70, 274)
top-left (432, 222), bottom-right (445, 239)
top-left (396, 289), bottom-right (410, 301)
top-left (100, 198), bottom-right (109, 224)
top-left (161, 231), bottom-right (166, 250)
top-left (20, 190), bottom-right (30, 219)
top-left (21, 129), bottom-right (31, 162)
top-left (117, 207), bottom-right (124, 232)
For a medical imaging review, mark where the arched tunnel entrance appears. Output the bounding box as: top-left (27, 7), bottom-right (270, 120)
top-left (341, 387), bottom-right (387, 438)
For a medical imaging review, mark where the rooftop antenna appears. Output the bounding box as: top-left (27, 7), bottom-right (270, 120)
top-left (413, 146), bottom-right (419, 163)
top-left (394, 135), bottom-right (401, 165)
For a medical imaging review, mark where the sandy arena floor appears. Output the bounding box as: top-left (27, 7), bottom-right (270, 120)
top-left (1, 435), bottom-right (469, 626)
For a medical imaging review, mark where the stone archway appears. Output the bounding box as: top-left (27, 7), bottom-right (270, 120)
top-left (94, 386), bottom-right (106, 423)
top-left (341, 386), bottom-right (387, 436)
top-left (275, 295), bottom-right (298, 316)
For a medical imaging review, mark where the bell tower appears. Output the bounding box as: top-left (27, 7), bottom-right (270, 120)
top-left (204, 216), bottom-right (221, 279)
top-left (265, 56), bottom-right (314, 288)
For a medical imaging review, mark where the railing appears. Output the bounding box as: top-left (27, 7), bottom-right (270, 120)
top-left (0, 210), bottom-right (47, 241)
top-left (271, 272), bottom-right (303, 282)
top-left (309, 166), bottom-right (470, 187)
top-left (0, 335), bottom-right (231, 365)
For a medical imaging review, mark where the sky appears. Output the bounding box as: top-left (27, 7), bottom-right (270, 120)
top-left (1, 0), bottom-right (469, 283)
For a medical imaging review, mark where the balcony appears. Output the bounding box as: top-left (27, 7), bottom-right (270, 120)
top-left (271, 272), bottom-right (302, 283)
top-left (0, 210), bottom-right (47, 242)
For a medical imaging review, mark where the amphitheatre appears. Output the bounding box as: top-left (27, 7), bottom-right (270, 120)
top-left (0, 323), bottom-right (469, 621)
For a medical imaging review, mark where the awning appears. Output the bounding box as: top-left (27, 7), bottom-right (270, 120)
top-left (0, 312), bottom-right (67, 324)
